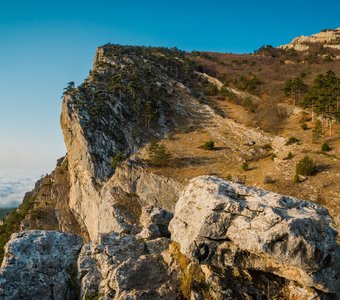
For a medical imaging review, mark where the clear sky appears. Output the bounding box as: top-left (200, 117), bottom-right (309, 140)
top-left (0, 0), bottom-right (339, 205)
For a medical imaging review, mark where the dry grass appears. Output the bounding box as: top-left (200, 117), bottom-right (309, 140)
top-left (168, 242), bottom-right (212, 299)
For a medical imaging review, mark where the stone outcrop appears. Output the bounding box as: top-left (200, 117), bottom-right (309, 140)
top-left (136, 206), bottom-right (173, 239)
top-left (20, 157), bottom-right (86, 238)
top-left (0, 230), bottom-right (82, 300)
top-left (279, 28), bottom-right (340, 51)
top-left (77, 202), bottom-right (177, 299)
top-left (170, 176), bottom-right (340, 298)
top-left (78, 233), bottom-right (177, 299)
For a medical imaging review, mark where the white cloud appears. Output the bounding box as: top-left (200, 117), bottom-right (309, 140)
top-left (0, 170), bottom-right (40, 208)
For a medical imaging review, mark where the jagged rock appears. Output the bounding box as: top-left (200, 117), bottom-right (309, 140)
top-left (112, 254), bottom-right (178, 299)
top-left (136, 206), bottom-right (173, 239)
top-left (0, 230), bottom-right (82, 300)
top-left (170, 176), bottom-right (340, 297)
top-left (19, 157), bottom-right (87, 238)
top-left (78, 232), bottom-right (177, 299)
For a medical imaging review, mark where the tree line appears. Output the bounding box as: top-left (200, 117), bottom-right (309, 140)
top-left (284, 71), bottom-right (340, 135)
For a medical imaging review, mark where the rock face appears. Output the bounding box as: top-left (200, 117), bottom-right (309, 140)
top-left (279, 28), bottom-right (340, 51)
top-left (170, 176), bottom-right (340, 298)
top-left (78, 233), bottom-right (178, 299)
top-left (60, 46), bottom-right (198, 240)
top-left (0, 230), bottom-right (82, 300)
top-left (20, 157), bottom-right (87, 238)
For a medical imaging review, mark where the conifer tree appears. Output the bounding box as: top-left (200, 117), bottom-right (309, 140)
top-left (312, 120), bottom-right (323, 143)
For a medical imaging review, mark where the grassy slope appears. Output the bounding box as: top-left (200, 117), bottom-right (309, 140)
top-left (139, 48), bottom-right (340, 240)
top-left (0, 208), bottom-right (16, 220)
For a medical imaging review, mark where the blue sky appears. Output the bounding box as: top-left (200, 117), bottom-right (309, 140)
top-left (0, 0), bottom-right (339, 205)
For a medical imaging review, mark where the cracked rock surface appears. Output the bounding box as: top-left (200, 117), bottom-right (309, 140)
top-left (170, 176), bottom-right (340, 297)
top-left (78, 232), bottom-right (178, 299)
top-left (0, 230), bottom-right (82, 300)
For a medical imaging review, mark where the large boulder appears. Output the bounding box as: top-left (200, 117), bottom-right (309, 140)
top-left (0, 230), bottom-right (82, 300)
top-left (170, 176), bottom-right (340, 297)
top-left (78, 232), bottom-right (178, 299)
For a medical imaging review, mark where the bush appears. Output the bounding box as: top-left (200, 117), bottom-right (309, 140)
top-left (270, 153), bottom-right (276, 161)
top-left (300, 123), bottom-right (308, 130)
top-left (296, 156), bottom-right (316, 176)
top-left (321, 143), bottom-right (330, 152)
top-left (111, 152), bottom-right (126, 168)
top-left (284, 152), bottom-right (293, 160)
top-left (285, 136), bottom-right (299, 146)
top-left (243, 97), bottom-right (255, 112)
top-left (200, 141), bottom-right (215, 150)
top-left (263, 176), bottom-right (275, 184)
top-left (148, 139), bottom-right (171, 166)
top-left (293, 173), bottom-right (300, 183)
top-left (225, 174), bottom-right (232, 181)
top-left (261, 144), bottom-right (272, 150)
top-left (206, 83), bottom-right (219, 96)
top-left (241, 162), bottom-right (249, 171)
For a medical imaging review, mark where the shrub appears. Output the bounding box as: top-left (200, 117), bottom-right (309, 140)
top-left (296, 156), bottom-right (316, 176)
top-left (206, 83), bottom-right (219, 96)
top-left (261, 144), bottom-right (272, 150)
top-left (243, 97), bottom-right (255, 112)
top-left (263, 176), bottom-right (275, 184)
top-left (284, 152), bottom-right (293, 160)
top-left (285, 136), bottom-right (299, 146)
top-left (241, 162), bottom-right (249, 171)
top-left (200, 141), bottom-right (215, 150)
top-left (321, 143), bottom-right (330, 152)
top-left (300, 123), bottom-right (308, 130)
top-left (293, 173), bottom-right (300, 183)
top-left (270, 153), bottom-right (276, 161)
top-left (111, 152), bottom-right (126, 168)
top-left (225, 174), bottom-right (232, 181)
top-left (148, 139), bottom-right (171, 166)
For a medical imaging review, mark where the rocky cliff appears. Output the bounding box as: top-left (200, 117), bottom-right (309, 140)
top-left (0, 44), bottom-right (339, 299)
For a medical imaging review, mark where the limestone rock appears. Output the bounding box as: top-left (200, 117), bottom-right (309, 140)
top-left (170, 176), bottom-right (340, 297)
top-left (279, 28), bottom-right (340, 51)
top-left (0, 230), bottom-right (82, 300)
top-left (112, 254), bottom-right (178, 300)
top-left (78, 232), bottom-right (177, 299)
top-left (136, 206), bottom-right (173, 239)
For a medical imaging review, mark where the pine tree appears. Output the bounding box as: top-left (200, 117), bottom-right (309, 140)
top-left (303, 71), bottom-right (340, 135)
top-left (148, 139), bottom-right (170, 166)
top-left (283, 76), bottom-right (308, 106)
top-left (312, 120), bottom-right (323, 143)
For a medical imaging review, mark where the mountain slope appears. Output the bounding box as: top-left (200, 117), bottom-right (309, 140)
top-left (1, 29), bottom-right (340, 299)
